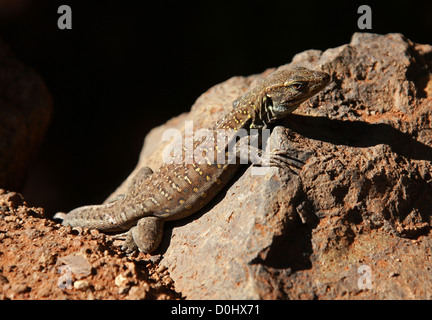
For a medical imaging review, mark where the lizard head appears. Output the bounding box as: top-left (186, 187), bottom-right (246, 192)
top-left (260, 66), bottom-right (330, 124)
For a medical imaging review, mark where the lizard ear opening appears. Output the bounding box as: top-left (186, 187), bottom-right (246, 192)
top-left (263, 94), bottom-right (273, 109)
top-left (260, 94), bottom-right (274, 126)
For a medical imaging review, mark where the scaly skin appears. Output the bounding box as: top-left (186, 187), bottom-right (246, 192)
top-left (59, 67), bottom-right (330, 253)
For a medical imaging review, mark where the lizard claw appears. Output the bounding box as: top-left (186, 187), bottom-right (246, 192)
top-left (53, 211), bottom-right (67, 222)
top-left (259, 150), bottom-right (305, 173)
top-left (121, 231), bottom-right (138, 253)
top-left (269, 150), bottom-right (305, 169)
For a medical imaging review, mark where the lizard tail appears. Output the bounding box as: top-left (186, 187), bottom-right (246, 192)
top-left (57, 203), bottom-right (138, 232)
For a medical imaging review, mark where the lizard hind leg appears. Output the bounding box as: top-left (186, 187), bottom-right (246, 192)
top-left (103, 166), bottom-right (154, 204)
top-left (127, 166), bottom-right (154, 193)
top-left (122, 216), bottom-right (164, 253)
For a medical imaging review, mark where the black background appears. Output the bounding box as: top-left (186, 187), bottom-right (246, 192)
top-left (0, 0), bottom-right (431, 214)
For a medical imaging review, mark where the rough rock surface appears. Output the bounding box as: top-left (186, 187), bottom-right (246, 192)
top-left (0, 37), bottom-right (52, 191)
top-left (108, 33), bottom-right (432, 299)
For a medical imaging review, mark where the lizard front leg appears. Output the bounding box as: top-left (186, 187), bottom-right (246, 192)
top-left (233, 127), bottom-right (310, 171)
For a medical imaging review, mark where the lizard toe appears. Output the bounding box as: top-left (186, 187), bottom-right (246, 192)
top-left (121, 231), bottom-right (138, 253)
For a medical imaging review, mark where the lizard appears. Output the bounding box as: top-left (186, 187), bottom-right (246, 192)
top-left (56, 66), bottom-right (330, 253)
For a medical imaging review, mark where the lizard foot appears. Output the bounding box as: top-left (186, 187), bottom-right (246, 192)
top-left (255, 149), bottom-right (306, 174)
top-left (122, 232), bottom-right (138, 253)
top-left (121, 216), bottom-right (164, 254)
top-left (267, 149), bottom-right (305, 170)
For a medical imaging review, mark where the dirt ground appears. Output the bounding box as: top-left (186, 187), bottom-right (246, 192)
top-left (0, 189), bottom-right (182, 300)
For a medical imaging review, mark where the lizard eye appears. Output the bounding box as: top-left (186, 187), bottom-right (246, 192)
top-left (291, 82), bottom-right (303, 90)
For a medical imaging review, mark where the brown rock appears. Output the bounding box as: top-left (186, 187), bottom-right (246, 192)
top-left (127, 285), bottom-right (149, 300)
top-left (109, 33), bottom-right (432, 299)
top-left (0, 38), bottom-right (52, 190)
top-left (73, 280), bottom-right (91, 291)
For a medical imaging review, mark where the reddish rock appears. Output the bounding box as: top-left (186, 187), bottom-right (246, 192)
top-left (0, 189), bottom-right (181, 299)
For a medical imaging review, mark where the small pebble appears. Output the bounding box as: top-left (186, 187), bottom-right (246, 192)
top-left (74, 280), bottom-right (90, 290)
